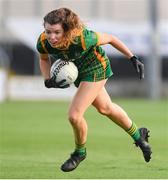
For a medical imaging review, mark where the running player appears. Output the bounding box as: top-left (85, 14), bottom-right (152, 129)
top-left (36, 7), bottom-right (152, 172)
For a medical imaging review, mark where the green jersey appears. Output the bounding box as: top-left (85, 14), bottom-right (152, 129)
top-left (36, 28), bottom-right (113, 87)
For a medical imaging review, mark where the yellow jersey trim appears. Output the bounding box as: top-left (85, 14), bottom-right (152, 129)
top-left (81, 31), bottom-right (86, 51)
top-left (40, 32), bottom-right (48, 53)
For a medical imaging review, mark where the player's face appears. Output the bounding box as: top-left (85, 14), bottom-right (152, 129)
top-left (44, 22), bottom-right (64, 47)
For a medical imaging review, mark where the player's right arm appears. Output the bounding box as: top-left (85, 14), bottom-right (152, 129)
top-left (38, 53), bottom-right (69, 88)
top-left (36, 33), bottom-right (70, 88)
top-left (36, 33), bottom-right (51, 80)
top-left (39, 53), bottom-right (51, 80)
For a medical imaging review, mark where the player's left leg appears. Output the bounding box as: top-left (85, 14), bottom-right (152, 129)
top-left (92, 87), bottom-right (152, 162)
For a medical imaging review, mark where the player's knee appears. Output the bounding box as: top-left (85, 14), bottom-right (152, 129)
top-left (68, 111), bottom-right (82, 125)
top-left (97, 104), bottom-right (112, 116)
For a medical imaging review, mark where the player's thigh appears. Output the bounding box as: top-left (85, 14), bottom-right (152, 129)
top-left (69, 80), bottom-right (107, 116)
top-left (92, 87), bottom-right (113, 114)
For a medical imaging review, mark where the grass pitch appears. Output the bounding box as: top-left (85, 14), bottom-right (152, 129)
top-left (0, 99), bottom-right (168, 179)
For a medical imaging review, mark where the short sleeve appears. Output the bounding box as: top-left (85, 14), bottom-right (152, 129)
top-left (36, 32), bottom-right (48, 54)
top-left (81, 29), bottom-right (98, 50)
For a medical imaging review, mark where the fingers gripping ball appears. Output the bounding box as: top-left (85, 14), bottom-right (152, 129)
top-left (50, 59), bottom-right (78, 86)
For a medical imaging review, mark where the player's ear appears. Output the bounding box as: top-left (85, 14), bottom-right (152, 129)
top-left (62, 22), bottom-right (69, 32)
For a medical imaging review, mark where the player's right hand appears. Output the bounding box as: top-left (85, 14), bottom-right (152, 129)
top-left (44, 76), bottom-right (70, 88)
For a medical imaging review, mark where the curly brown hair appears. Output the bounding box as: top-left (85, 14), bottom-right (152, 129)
top-left (43, 8), bottom-right (85, 49)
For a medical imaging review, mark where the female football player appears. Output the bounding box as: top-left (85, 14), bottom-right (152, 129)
top-left (36, 7), bottom-right (152, 172)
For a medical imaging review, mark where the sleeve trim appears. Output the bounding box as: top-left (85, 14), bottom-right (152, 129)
top-left (95, 32), bottom-right (100, 46)
top-left (81, 31), bottom-right (86, 51)
top-left (40, 32), bottom-right (48, 53)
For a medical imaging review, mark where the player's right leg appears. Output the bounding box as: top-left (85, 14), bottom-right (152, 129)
top-left (92, 87), bottom-right (152, 162)
top-left (61, 79), bottom-right (107, 172)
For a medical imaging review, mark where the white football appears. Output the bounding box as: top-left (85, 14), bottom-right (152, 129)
top-left (50, 59), bottom-right (78, 85)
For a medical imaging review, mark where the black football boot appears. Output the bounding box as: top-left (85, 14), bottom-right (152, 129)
top-left (61, 150), bottom-right (86, 172)
top-left (135, 128), bottom-right (152, 162)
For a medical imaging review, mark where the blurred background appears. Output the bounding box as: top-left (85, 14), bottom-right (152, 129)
top-left (0, 0), bottom-right (168, 101)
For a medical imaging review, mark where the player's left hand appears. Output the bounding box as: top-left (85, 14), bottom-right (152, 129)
top-left (130, 55), bottom-right (144, 79)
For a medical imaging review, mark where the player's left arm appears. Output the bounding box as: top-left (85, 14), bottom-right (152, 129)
top-left (97, 32), bottom-right (144, 79)
top-left (97, 32), bottom-right (134, 58)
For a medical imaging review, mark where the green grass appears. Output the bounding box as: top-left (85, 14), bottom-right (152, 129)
top-left (0, 99), bottom-right (168, 179)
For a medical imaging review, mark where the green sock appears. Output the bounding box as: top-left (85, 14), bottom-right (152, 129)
top-left (75, 143), bottom-right (86, 156)
top-left (126, 122), bottom-right (140, 141)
